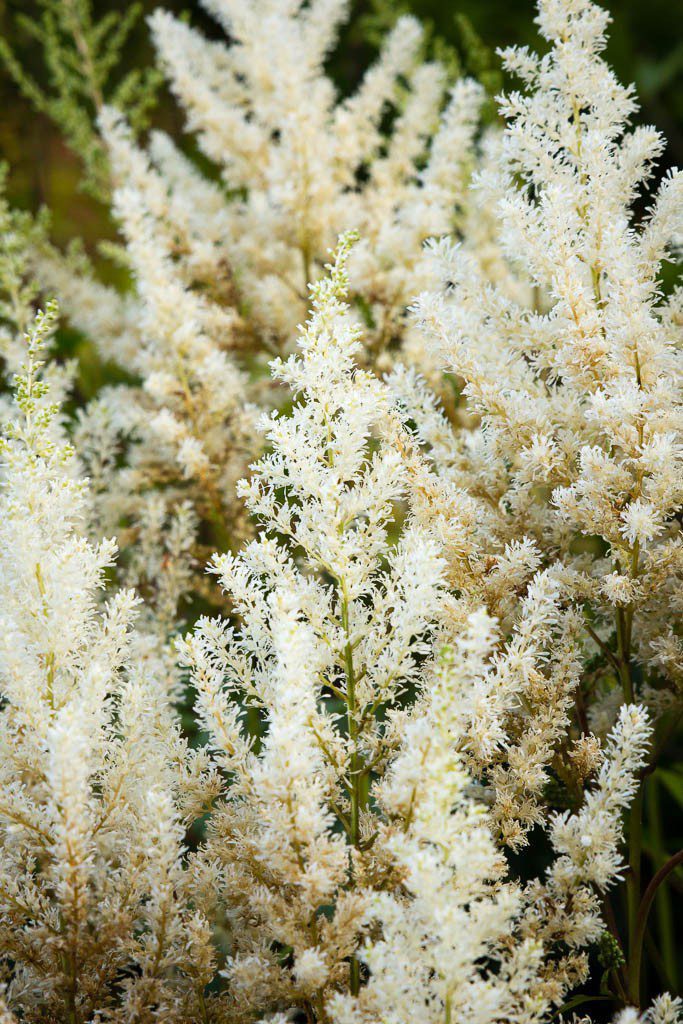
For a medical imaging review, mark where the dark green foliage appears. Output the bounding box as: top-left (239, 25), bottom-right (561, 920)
top-left (0, 163), bottom-right (48, 338)
top-left (0, 0), bottom-right (162, 201)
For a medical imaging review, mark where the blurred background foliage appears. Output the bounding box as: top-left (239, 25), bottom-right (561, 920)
top-left (0, 0), bottom-right (681, 260)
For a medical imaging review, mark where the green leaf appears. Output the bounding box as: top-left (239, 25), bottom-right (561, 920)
top-left (553, 994), bottom-right (613, 1019)
top-left (659, 767), bottom-right (683, 807)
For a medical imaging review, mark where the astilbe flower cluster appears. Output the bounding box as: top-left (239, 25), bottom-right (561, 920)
top-left (410, 0), bottom-right (683, 713)
top-left (0, 0), bottom-right (681, 1022)
top-left (0, 305), bottom-right (218, 1022)
top-left (177, 236), bottom-right (450, 1019)
top-left (147, 0), bottom-right (483, 358)
top-left (32, 0), bottom-right (496, 627)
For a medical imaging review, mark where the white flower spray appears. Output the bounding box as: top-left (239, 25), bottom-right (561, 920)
top-left (179, 236), bottom-right (451, 1020)
top-left (0, 306), bottom-right (217, 1022)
